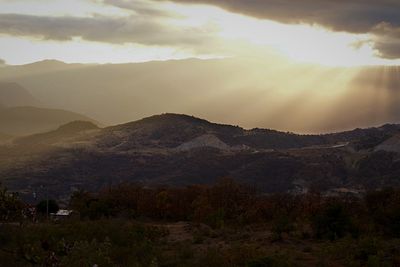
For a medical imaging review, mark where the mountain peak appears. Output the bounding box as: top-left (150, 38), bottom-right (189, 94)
top-left (140, 113), bottom-right (211, 125)
top-left (27, 59), bottom-right (67, 67)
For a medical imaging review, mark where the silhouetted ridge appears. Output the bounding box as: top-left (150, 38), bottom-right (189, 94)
top-left (142, 113), bottom-right (210, 124)
top-left (116, 113), bottom-right (224, 129)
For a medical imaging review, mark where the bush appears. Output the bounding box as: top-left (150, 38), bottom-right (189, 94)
top-left (60, 239), bottom-right (113, 266)
top-left (271, 214), bottom-right (294, 241)
top-left (247, 254), bottom-right (292, 267)
top-left (365, 189), bottom-right (400, 237)
top-left (311, 201), bottom-right (353, 240)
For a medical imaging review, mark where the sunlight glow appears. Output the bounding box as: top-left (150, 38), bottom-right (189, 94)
top-left (162, 2), bottom-right (400, 67)
top-left (0, 36), bottom-right (196, 65)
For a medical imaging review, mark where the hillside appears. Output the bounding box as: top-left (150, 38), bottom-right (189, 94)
top-left (97, 113), bottom-right (303, 150)
top-left (0, 113), bottom-right (400, 202)
top-left (14, 121), bottom-right (99, 146)
top-left (375, 134), bottom-right (400, 153)
top-left (0, 106), bottom-right (98, 136)
top-left (0, 82), bottom-right (41, 107)
top-left (0, 132), bottom-right (12, 142)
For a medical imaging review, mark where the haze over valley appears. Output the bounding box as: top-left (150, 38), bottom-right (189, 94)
top-left (1, 59), bottom-right (400, 134)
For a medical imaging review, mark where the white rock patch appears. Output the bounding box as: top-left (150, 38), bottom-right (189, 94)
top-left (176, 134), bottom-right (231, 151)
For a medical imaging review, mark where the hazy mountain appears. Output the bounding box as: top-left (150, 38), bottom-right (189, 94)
top-left (0, 60), bottom-right (89, 80)
top-left (0, 106), bottom-right (98, 136)
top-left (1, 59), bottom-right (399, 133)
top-left (1, 113), bottom-right (400, 202)
top-left (0, 82), bottom-right (41, 107)
top-left (0, 132), bottom-right (12, 143)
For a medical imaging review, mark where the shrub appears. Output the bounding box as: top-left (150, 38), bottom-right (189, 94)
top-left (365, 189), bottom-right (400, 237)
top-left (311, 201), bottom-right (353, 240)
top-left (271, 214), bottom-right (294, 241)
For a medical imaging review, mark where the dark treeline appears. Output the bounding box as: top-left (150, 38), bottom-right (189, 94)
top-left (68, 178), bottom-right (400, 240)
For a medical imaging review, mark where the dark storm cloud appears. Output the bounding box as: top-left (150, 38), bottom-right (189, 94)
top-left (371, 22), bottom-right (400, 59)
top-left (157, 0), bottom-right (400, 59)
top-left (157, 0), bottom-right (400, 32)
top-left (0, 13), bottom-right (217, 46)
top-left (374, 41), bottom-right (400, 59)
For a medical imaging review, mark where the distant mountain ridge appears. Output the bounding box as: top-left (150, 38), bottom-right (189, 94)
top-left (1, 59), bottom-right (399, 133)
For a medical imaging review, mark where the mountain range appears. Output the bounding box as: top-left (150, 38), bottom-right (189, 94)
top-left (1, 113), bottom-right (400, 203)
top-left (1, 59), bottom-right (400, 133)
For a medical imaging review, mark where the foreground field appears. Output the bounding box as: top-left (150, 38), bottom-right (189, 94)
top-left (1, 180), bottom-right (400, 266)
top-left (1, 219), bottom-right (400, 267)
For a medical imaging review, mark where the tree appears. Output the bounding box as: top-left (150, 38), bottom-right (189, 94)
top-left (36, 199), bottom-right (59, 215)
top-left (0, 183), bottom-right (24, 221)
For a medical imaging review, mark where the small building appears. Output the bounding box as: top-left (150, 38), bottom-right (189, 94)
top-left (50, 209), bottom-right (75, 220)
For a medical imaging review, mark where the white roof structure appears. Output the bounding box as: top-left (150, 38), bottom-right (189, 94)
top-left (53, 209), bottom-right (73, 216)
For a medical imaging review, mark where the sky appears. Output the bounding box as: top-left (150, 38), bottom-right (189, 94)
top-left (1, 0), bottom-right (400, 66)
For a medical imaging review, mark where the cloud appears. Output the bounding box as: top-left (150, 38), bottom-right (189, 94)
top-left (157, 0), bottom-right (400, 59)
top-left (157, 0), bottom-right (400, 32)
top-left (99, 0), bottom-right (176, 17)
top-left (0, 13), bottom-right (218, 48)
top-left (371, 22), bottom-right (400, 59)
top-left (1, 0), bottom-right (400, 59)
top-left (0, 0), bottom-right (221, 53)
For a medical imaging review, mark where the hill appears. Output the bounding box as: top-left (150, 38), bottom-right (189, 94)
top-left (0, 106), bottom-right (98, 136)
top-left (375, 134), bottom-right (400, 153)
top-left (1, 113), bottom-right (400, 202)
top-left (0, 82), bottom-right (41, 107)
top-left (14, 121), bottom-right (99, 146)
